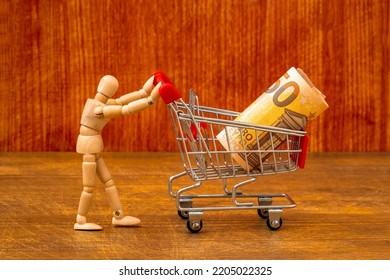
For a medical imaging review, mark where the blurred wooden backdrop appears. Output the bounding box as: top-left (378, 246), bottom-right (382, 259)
top-left (0, 0), bottom-right (388, 152)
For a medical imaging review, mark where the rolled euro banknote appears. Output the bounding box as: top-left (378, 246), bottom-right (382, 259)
top-left (216, 67), bottom-right (329, 170)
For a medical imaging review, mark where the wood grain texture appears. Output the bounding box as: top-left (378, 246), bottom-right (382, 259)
top-left (0, 0), bottom-right (389, 152)
top-left (0, 152), bottom-right (389, 259)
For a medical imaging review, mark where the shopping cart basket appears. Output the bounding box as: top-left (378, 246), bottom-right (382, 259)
top-left (160, 87), bottom-right (308, 233)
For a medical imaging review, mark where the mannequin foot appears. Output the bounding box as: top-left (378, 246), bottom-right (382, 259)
top-left (74, 222), bottom-right (102, 231)
top-left (74, 214), bottom-right (102, 231)
top-left (112, 216), bottom-right (141, 227)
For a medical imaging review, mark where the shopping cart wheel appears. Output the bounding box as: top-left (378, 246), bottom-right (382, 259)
top-left (178, 210), bottom-right (189, 220)
top-left (257, 209), bottom-right (269, 219)
top-left (266, 217), bottom-right (283, 231)
top-left (187, 220), bottom-right (203, 233)
top-left (178, 199), bottom-right (193, 220)
top-left (258, 197), bottom-right (272, 219)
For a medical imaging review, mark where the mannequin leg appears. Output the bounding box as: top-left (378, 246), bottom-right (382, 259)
top-left (74, 154), bottom-right (102, 230)
top-left (96, 154), bottom-right (140, 226)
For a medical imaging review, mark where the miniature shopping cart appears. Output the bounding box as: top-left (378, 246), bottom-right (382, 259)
top-left (161, 88), bottom-right (308, 233)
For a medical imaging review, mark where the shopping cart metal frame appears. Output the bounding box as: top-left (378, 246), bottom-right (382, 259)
top-left (164, 89), bottom-right (307, 233)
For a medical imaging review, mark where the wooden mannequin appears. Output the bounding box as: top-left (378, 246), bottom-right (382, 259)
top-left (74, 73), bottom-right (162, 231)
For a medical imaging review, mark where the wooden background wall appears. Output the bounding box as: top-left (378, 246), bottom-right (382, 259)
top-left (0, 0), bottom-right (388, 152)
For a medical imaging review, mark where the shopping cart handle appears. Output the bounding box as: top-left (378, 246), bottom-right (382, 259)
top-left (152, 70), bottom-right (182, 104)
top-left (152, 70), bottom-right (173, 85)
top-left (159, 83), bottom-right (182, 104)
top-left (298, 135), bottom-right (309, 169)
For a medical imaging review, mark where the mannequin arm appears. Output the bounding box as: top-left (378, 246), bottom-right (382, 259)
top-left (106, 76), bottom-right (155, 105)
top-left (95, 82), bottom-right (161, 118)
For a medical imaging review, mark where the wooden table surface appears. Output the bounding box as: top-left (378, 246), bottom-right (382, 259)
top-left (0, 152), bottom-right (389, 260)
